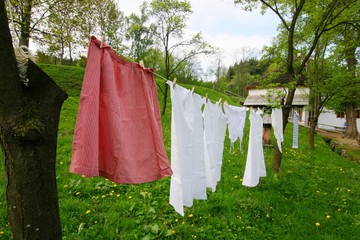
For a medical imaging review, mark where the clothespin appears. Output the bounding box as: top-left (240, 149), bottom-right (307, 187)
top-left (139, 60), bottom-right (145, 68)
top-left (205, 93), bottom-right (208, 102)
top-left (172, 78), bottom-right (177, 88)
top-left (100, 35), bottom-right (105, 48)
top-left (191, 86), bottom-right (195, 93)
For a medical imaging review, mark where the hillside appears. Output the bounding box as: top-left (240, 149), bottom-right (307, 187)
top-left (0, 64), bottom-right (359, 239)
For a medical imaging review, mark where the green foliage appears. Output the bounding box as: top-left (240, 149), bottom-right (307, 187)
top-left (224, 58), bottom-right (267, 97)
top-left (126, 3), bottom-right (156, 62)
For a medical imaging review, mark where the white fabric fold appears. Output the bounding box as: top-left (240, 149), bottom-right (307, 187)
top-left (224, 104), bottom-right (247, 153)
top-left (242, 109), bottom-right (266, 187)
top-left (271, 108), bottom-right (284, 153)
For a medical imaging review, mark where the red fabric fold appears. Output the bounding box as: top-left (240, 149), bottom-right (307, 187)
top-left (70, 36), bottom-right (172, 183)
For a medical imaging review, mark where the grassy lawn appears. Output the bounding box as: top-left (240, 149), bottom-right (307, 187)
top-left (0, 64), bottom-right (359, 239)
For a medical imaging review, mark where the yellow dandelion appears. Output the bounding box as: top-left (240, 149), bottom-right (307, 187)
top-left (64, 185), bottom-right (68, 188)
top-left (113, 184), bottom-right (117, 187)
top-left (109, 192), bottom-right (113, 196)
top-left (326, 215), bottom-right (331, 219)
top-left (175, 219), bottom-right (178, 222)
top-left (189, 214), bottom-right (193, 218)
top-left (128, 196), bottom-right (132, 199)
top-left (172, 230), bottom-right (176, 234)
top-left (315, 222), bottom-right (320, 227)
top-left (85, 210), bottom-right (91, 214)
top-left (347, 189), bottom-right (351, 192)
top-left (116, 194), bottom-right (120, 197)
top-left (0, 231), bottom-right (4, 235)
top-left (76, 192), bottom-right (81, 195)
top-left (101, 195), bottom-right (106, 198)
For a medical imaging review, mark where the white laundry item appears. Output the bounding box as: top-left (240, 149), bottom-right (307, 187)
top-left (167, 81), bottom-right (192, 216)
top-left (292, 111), bottom-right (299, 149)
top-left (224, 104), bottom-right (247, 153)
top-left (203, 99), bottom-right (227, 192)
top-left (271, 108), bottom-right (284, 153)
top-left (167, 82), bottom-right (207, 215)
top-left (191, 93), bottom-right (207, 200)
top-left (242, 109), bottom-right (266, 187)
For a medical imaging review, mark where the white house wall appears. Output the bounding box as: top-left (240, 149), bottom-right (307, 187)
top-left (317, 108), bottom-right (360, 132)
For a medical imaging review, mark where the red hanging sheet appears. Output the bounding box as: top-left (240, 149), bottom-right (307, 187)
top-left (70, 36), bottom-right (172, 183)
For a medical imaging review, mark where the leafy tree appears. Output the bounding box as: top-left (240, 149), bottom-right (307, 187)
top-left (1, 1), bottom-right (67, 238)
top-left (96, 0), bottom-right (127, 53)
top-left (126, 2), bottom-right (156, 62)
top-left (40, 0), bottom-right (80, 64)
top-left (6, 0), bottom-right (63, 47)
top-left (336, 24), bottom-right (360, 139)
top-left (234, 0), bottom-right (360, 173)
top-left (306, 39), bottom-right (344, 149)
top-left (225, 57), bottom-right (266, 97)
top-left (144, 0), bottom-right (214, 114)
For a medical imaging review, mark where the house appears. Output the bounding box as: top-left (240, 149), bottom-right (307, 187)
top-left (243, 86), bottom-right (360, 132)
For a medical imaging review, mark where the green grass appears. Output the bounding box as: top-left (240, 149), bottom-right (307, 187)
top-left (0, 65), bottom-right (360, 239)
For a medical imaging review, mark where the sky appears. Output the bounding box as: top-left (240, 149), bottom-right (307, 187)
top-left (117, 0), bottom-right (281, 77)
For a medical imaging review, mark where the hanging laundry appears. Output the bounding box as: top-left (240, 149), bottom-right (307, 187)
top-left (242, 109), bottom-right (266, 187)
top-left (292, 111), bottom-right (299, 149)
top-left (203, 99), bottom-right (227, 192)
top-left (271, 108), bottom-right (284, 152)
top-left (191, 92), bottom-right (207, 201)
top-left (224, 103), bottom-right (247, 153)
top-left (167, 81), bottom-right (207, 216)
top-left (70, 36), bottom-right (172, 184)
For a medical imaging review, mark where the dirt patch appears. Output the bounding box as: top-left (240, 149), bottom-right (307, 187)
top-left (317, 129), bottom-right (360, 163)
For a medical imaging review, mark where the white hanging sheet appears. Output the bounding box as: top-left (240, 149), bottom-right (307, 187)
top-left (292, 111), bottom-right (299, 149)
top-left (167, 81), bottom-right (207, 216)
top-left (271, 108), bottom-right (284, 152)
top-left (242, 109), bottom-right (266, 187)
top-left (203, 99), bottom-right (227, 192)
top-left (224, 104), bottom-right (247, 152)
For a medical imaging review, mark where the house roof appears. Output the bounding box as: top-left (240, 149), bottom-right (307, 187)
top-left (243, 88), bottom-right (309, 106)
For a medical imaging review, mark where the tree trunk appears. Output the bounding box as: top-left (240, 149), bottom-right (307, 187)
top-left (0, 2), bottom-right (67, 238)
top-left (272, 142), bottom-right (282, 175)
top-left (344, 45), bottom-right (358, 139)
top-left (162, 83), bottom-right (169, 115)
top-left (345, 103), bottom-right (358, 139)
top-left (309, 115), bottom-right (319, 150)
top-left (20, 0), bottom-right (32, 47)
top-left (161, 45), bottom-right (170, 115)
top-left (273, 88), bottom-right (294, 173)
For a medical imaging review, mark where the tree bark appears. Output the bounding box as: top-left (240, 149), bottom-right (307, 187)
top-left (345, 103), bottom-right (358, 139)
top-left (344, 45), bottom-right (358, 139)
top-left (309, 115), bottom-right (319, 150)
top-left (0, 2), bottom-right (67, 239)
top-left (20, 0), bottom-right (32, 47)
top-left (273, 85), bottom-right (294, 173)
